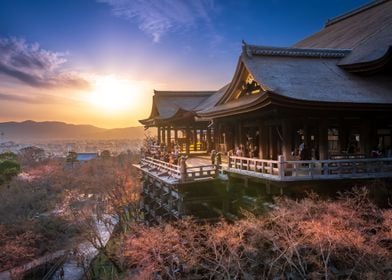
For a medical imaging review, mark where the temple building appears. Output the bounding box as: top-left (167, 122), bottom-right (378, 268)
top-left (142, 0), bottom-right (392, 162)
top-left (136, 0), bottom-right (392, 223)
top-left (139, 89), bottom-right (221, 154)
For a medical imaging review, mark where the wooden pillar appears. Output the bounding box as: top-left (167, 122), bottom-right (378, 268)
top-left (268, 126), bottom-right (274, 159)
top-left (201, 129), bottom-right (206, 151)
top-left (339, 120), bottom-right (348, 153)
top-left (161, 126), bottom-right (166, 144)
top-left (258, 122), bottom-right (264, 159)
top-left (303, 124), bottom-right (310, 146)
top-left (359, 121), bottom-right (367, 155)
top-left (318, 120), bottom-right (328, 160)
top-left (174, 129), bottom-right (178, 143)
top-left (206, 127), bottom-right (211, 152)
top-left (238, 122), bottom-right (243, 148)
top-left (215, 124), bottom-right (220, 152)
top-left (186, 126), bottom-right (190, 154)
top-left (368, 119), bottom-right (378, 155)
top-left (281, 119), bottom-right (292, 160)
top-left (157, 126), bottom-right (161, 144)
top-left (216, 123), bottom-right (221, 152)
top-left (262, 126), bottom-right (269, 159)
top-left (273, 126), bottom-right (280, 160)
top-left (166, 126), bottom-right (171, 146)
top-left (193, 128), bottom-right (197, 151)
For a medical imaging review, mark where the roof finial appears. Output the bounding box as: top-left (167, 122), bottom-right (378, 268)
top-left (242, 40), bottom-right (253, 58)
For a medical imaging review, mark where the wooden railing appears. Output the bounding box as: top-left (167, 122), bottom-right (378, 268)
top-left (140, 157), bottom-right (181, 178)
top-left (186, 165), bottom-right (217, 180)
top-left (228, 156), bottom-right (280, 178)
top-left (140, 155), bottom-right (392, 182)
top-left (140, 157), bottom-right (218, 182)
top-left (283, 157), bottom-right (392, 181)
top-left (228, 156), bottom-right (392, 181)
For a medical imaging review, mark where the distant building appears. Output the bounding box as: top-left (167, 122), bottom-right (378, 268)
top-left (75, 153), bottom-right (98, 162)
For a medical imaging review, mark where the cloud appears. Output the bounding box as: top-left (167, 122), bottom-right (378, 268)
top-left (98, 0), bottom-right (216, 42)
top-left (0, 37), bottom-right (90, 89)
top-left (0, 92), bottom-right (41, 104)
top-left (0, 91), bottom-right (77, 105)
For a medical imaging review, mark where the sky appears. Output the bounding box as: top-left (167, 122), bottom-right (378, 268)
top-left (0, 0), bottom-right (370, 128)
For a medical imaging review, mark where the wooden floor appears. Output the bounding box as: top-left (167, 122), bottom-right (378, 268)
top-left (187, 155), bottom-right (228, 168)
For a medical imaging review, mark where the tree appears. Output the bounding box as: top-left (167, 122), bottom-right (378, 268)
top-left (18, 146), bottom-right (45, 167)
top-left (115, 187), bottom-right (392, 279)
top-left (64, 155), bottom-right (141, 274)
top-left (66, 151), bottom-right (78, 166)
top-left (0, 160), bottom-right (20, 182)
top-left (0, 152), bottom-right (17, 161)
top-left (100, 150), bottom-right (111, 159)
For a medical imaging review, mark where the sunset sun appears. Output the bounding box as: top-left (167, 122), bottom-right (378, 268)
top-left (88, 75), bottom-right (138, 112)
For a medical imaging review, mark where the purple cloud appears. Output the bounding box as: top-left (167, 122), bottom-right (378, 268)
top-left (98, 0), bottom-right (216, 42)
top-left (0, 91), bottom-right (74, 105)
top-left (0, 37), bottom-right (90, 89)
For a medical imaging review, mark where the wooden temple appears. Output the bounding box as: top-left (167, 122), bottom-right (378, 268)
top-left (139, 90), bottom-right (223, 154)
top-left (135, 0), bottom-right (392, 223)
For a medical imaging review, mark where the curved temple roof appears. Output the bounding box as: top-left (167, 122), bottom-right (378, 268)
top-left (294, 0), bottom-right (392, 67)
top-left (198, 42), bottom-right (392, 118)
top-left (140, 0), bottom-right (392, 125)
top-left (197, 1), bottom-right (392, 118)
top-left (139, 90), bottom-right (215, 126)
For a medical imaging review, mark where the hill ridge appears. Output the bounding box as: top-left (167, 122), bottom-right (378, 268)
top-left (0, 120), bottom-right (146, 140)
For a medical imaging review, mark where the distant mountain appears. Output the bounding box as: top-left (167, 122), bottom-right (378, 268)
top-left (0, 120), bottom-right (147, 141)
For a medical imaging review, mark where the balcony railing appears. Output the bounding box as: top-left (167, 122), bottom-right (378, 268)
top-left (228, 156), bottom-right (392, 181)
top-left (138, 155), bottom-right (392, 183)
top-left (139, 157), bottom-right (218, 183)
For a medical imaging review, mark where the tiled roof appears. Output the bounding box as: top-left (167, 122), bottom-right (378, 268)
top-left (140, 0), bottom-right (392, 124)
top-left (139, 90), bottom-right (215, 125)
top-left (243, 44), bottom-right (351, 58)
top-left (294, 0), bottom-right (392, 66)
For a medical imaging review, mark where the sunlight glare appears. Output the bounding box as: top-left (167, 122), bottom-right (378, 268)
top-left (88, 75), bottom-right (139, 112)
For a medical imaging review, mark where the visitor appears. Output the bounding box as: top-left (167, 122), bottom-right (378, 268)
top-left (235, 146), bottom-right (243, 157)
top-left (210, 150), bottom-right (217, 164)
top-left (215, 152), bottom-right (222, 166)
top-left (299, 142), bottom-right (305, 160)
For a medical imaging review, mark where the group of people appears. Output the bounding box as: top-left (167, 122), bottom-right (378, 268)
top-left (142, 140), bottom-right (181, 165)
top-left (226, 133), bottom-right (259, 159)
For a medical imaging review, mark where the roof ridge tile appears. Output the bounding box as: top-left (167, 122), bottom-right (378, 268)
top-left (325, 0), bottom-right (389, 27)
top-left (244, 44), bottom-right (351, 58)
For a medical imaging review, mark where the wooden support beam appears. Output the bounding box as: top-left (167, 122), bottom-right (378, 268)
top-left (281, 119), bottom-right (292, 160)
top-left (186, 126), bottom-right (190, 154)
top-left (167, 126), bottom-right (171, 147)
top-left (157, 126), bottom-right (161, 144)
top-left (193, 128), bottom-right (197, 151)
top-left (161, 126), bottom-right (166, 144)
top-left (239, 121), bottom-right (243, 148)
top-left (206, 127), bottom-right (211, 152)
top-left (268, 126), bottom-right (274, 159)
top-left (339, 120), bottom-right (348, 153)
top-left (258, 122), bottom-right (264, 159)
top-left (318, 120), bottom-right (328, 160)
top-left (360, 119), bottom-right (371, 155)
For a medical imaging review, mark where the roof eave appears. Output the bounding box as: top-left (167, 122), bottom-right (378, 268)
top-left (338, 46), bottom-right (392, 72)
